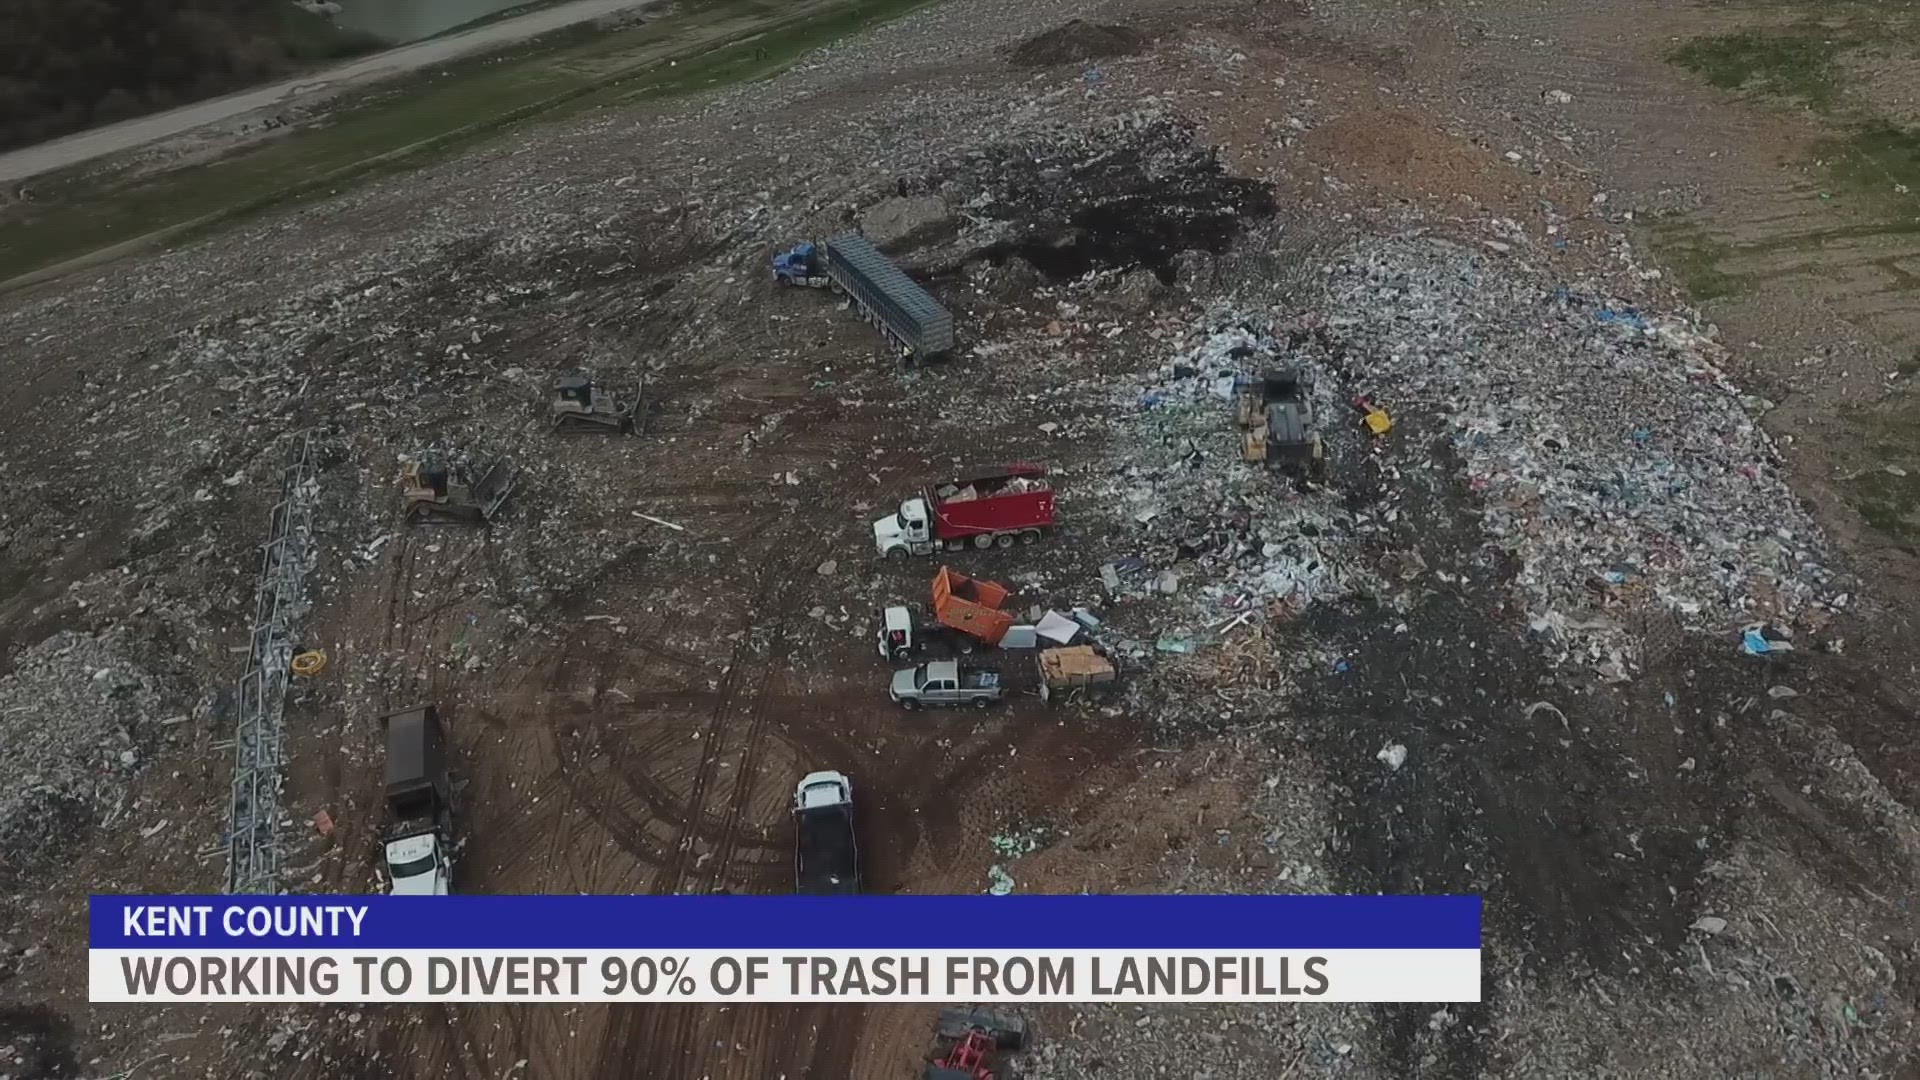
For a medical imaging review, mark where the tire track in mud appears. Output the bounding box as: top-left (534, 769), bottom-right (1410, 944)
top-left (589, 541), bottom-right (821, 1078)
top-left (648, 543), bottom-right (785, 897)
top-left (535, 635), bottom-right (679, 890)
top-left (377, 536), bottom-right (418, 714)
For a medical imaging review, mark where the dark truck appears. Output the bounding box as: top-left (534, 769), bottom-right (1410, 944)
top-left (382, 705), bottom-right (454, 895)
top-left (772, 233), bottom-right (954, 359)
top-left (794, 771), bottom-right (860, 895)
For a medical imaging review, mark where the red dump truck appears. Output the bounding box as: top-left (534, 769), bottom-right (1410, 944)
top-left (871, 465), bottom-right (1057, 559)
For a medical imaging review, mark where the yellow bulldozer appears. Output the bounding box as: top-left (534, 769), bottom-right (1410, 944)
top-left (400, 457), bottom-right (515, 527)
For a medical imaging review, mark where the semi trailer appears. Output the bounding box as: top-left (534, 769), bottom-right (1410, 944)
top-left (773, 233), bottom-right (954, 359)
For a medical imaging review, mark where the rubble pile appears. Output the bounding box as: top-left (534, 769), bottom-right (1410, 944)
top-left (1006, 19), bottom-right (1150, 68)
top-left (1113, 317), bottom-right (1369, 615)
top-left (870, 113), bottom-right (1278, 287)
top-left (0, 631), bottom-right (165, 865)
top-left (1317, 236), bottom-right (1842, 670)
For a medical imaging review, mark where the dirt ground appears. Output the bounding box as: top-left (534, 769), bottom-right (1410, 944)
top-left (2, 0), bottom-right (1918, 1078)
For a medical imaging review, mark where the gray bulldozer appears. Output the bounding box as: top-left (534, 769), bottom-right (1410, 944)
top-left (549, 372), bottom-right (637, 435)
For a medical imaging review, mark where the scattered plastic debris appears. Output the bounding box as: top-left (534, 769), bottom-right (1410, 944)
top-left (987, 865), bottom-right (1016, 896)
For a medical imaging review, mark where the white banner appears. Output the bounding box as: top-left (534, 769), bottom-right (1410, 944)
top-left (91, 948), bottom-right (1480, 1003)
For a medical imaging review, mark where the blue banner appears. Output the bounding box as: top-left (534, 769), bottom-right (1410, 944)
top-left (92, 895), bottom-right (1480, 950)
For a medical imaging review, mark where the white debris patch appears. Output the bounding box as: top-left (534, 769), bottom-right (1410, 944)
top-left (1093, 316), bottom-right (1372, 625)
top-left (0, 631), bottom-right (165, 861)
top-left (1321, 237), bottom-right (1841, 664)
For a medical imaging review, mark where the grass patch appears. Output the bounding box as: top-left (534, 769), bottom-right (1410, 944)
top-left (1669, 31), bottom-right (1844, 107)
top-left (0, 0), bottom-right (936, 286)
top-left (1840, 394), bottom-right (1920, 547)
top-left (1648, 221), bottom-right (1745, 302)
top-left (1822, 122), bottom-right (1920, 196)
top-left (1847, 466), bottom-right (1920, 547)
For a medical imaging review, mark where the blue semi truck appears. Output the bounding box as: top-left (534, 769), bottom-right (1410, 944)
top-left (773, 232), bottom-right (954, 360)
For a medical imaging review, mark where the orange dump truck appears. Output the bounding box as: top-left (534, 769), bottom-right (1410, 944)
top-left (931, 566), bottom-right (1016, 649)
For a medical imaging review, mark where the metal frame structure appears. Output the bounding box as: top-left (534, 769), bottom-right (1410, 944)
top-left (222, 432), bottom-right (319, 895)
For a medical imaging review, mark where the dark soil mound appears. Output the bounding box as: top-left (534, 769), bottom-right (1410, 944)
top-left (1007, 20), bottom-right (1149, 67)
top-left (959, 122), bottom-right (1277, 285)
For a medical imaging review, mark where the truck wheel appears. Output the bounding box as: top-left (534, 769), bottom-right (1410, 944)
top-left (994, 532), bottom-right (1015, 549)
top-left (885, 546), bottom-right (909, 561)
top-left (899, 698), bottom-right (920, 711)
top-left (972, 697), bottom-right (992, 710)
top-left (1018, 529), bottom-right (1041, 545)
top-left (973, 534), bottom-right (994, 550)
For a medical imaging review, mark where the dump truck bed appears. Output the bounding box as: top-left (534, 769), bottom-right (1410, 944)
top-left (931, 566), bottom-right (1015, 645)
top-left (927, 468), bottom-right (1055, 537)
top-left (382, 705), bottom-right (446, 814)
top-left (796, 806), bottom-right (859, 894)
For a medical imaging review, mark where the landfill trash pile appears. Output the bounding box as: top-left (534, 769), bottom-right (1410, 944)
top-left (1314, 236), bottom-right (1842, 672)
top-left (0, 631), bottom-right (166, 866)
top-left (1111, 316), bottom-right (1369, 615)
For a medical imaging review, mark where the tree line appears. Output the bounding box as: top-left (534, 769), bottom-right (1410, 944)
top-left (0, 0), bottom-right (373, 153)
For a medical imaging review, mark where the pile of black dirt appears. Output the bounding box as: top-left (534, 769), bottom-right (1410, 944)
top-left (0, 1007), bottom-right (78, 1080)
top-left (962, 124), bottom-right (1276, 284)
top-left (1007, 20), bottom-right (1149, 67)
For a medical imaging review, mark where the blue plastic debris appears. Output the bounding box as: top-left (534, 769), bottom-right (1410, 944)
top-left (1742, 629), bottom-right (1772, 655)
top-left (1332, 658), bottom-right (1353, 674)
top-left (1596, 307), bottom-right (1649, 331)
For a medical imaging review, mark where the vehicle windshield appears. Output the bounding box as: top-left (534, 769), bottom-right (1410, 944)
top-left (914, 668), bottom-right (930, 690)
top-left (390, 851), bottom-right (438, 879)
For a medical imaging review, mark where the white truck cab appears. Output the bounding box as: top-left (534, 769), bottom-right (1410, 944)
top-left (878, 605), bottom-right (916, 659)
top-left (384, 831), bottom-right (450, 895)
top-left (872, 498), bottom-right (933, 559)
top-left (795, 770), bottom-right (853, 810)
top-left (794, 771), bottom-right (859, 895)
